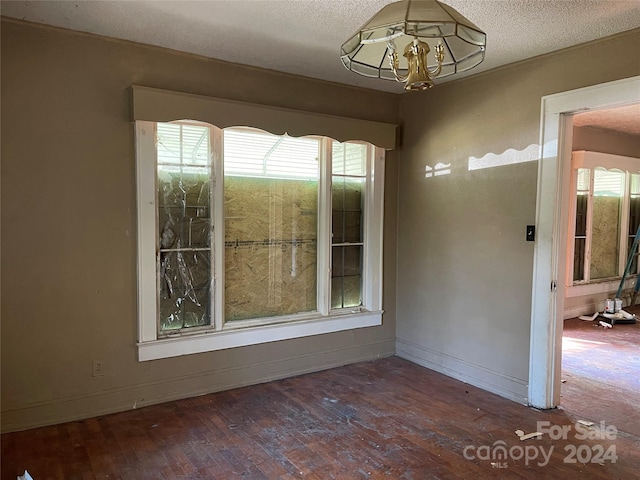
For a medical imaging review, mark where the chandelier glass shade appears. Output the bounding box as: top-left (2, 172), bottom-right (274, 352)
top-left (340, 0), bottom-right (486, 90)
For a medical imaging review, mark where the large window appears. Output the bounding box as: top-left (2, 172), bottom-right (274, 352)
top-left (568, 151), bottom-right (640, 286)
top-left (136, 121), bottom-right (384, 360)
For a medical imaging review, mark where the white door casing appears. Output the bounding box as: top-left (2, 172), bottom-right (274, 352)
top-left (529, 76), bottom-right (640, 409)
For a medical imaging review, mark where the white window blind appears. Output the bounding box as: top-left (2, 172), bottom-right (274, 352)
top-left (223, 128), bottom-right (318, 179)
top-left (157, 123), bottom-right (209, 166)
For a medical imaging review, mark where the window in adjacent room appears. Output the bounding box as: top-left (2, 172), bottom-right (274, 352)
top-left (628, 174), bottom-right (640, 274)
top-left (568, 151), bottom-right (640, 285)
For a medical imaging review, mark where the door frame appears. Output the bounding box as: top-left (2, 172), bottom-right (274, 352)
top-left (528, 76), bottom-right (640, 409)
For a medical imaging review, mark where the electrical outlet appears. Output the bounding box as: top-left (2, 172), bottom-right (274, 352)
top-left (92, 360), bottom-right (104, 377)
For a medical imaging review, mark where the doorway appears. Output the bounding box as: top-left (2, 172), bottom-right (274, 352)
top-left (528, 75), bottom-right (640, 410)
top-left (559, 106), bottom-right (640, 434)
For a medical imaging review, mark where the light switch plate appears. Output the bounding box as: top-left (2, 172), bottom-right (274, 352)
top-left (526, 225), bottom-right (535, 242)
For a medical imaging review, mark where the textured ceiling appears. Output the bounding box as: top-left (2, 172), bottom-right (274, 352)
top-left (574, 104), bottom-right (640, 137)
top-left (2, 0), bottom-right (639, 134)
top-left (2, 0), bottom-right (640, 94)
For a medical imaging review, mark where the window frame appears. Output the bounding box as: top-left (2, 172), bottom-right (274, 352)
top-left (566, 150), bottom-right (640, 294)
top-left (135, 121), bottom-right (385, 361)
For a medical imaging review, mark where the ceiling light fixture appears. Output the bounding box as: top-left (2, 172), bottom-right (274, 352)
top-left (340, 0), bottom-right (486, 91)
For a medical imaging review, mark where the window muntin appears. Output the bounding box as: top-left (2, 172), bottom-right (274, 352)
top-left (137, 121), bottom-right (384, 346)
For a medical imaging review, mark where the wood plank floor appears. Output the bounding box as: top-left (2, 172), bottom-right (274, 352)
top-left (561, 304), bottom-right (640, 438)
top-left (3, 356), bottom-right (639, 479)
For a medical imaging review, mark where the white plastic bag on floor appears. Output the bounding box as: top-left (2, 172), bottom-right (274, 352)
top-left (17, 471), bottom-right (33, 480)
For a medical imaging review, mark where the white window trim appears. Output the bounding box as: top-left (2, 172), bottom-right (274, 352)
top-left (135, 121), bottom-right (385, 361)
top-left (138, 312), bottom-right (382, 361)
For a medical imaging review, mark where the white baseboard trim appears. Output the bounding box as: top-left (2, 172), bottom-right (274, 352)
top-left (563, 303), bottom-right (601, 320)
top-left (563, 293), bottom-right (639, 320)
top-left (2, 339), bottom-right (395, 433)
top-left (396, 338), bottom-right (528, 405)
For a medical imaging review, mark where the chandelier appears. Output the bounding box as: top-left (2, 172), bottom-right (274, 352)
top-left (340, 0), bottom-right (486, 91)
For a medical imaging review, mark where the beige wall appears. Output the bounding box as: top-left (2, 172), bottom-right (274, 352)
top-left (0, 19), bottom-right (399, 432)
top-left (396, 30), bottom-right (640, 402)
top-left (573, 126), bottom-right (640, 159)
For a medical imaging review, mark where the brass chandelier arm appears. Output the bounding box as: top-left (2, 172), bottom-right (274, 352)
top-left (427, 43), bottom-right (445, 78)
top-left (388, 50), bottom-right (410, 83)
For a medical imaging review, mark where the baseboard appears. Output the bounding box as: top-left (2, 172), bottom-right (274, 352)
top-left (564, 302), bottom-right (602, 320)
top-left (1, 339), bottom-right (395, 433)
top-left (396, 338), bottom-right (528, 405)
top-left (563, 293), bottom-right (639, 320)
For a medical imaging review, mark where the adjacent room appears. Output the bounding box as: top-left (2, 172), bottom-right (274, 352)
top-left (560, 105), bottom-right (640, 437)
top-left (2, 0), bottom-right (639, 478)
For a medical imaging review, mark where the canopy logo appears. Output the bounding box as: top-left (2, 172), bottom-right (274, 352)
top-left (463, 421), bottom-right (618, 468)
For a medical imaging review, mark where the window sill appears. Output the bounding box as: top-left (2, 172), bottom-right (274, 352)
top-left (566, 276), bottom-right (637, 298)
top-left (137, 310), bottom-right (383, 361)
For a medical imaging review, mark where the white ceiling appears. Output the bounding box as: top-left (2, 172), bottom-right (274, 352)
top-left (2, 0), bottom-right (639, 133)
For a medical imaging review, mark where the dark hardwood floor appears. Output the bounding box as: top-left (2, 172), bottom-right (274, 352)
top-left (3, 355), bottom-right (639, 479)
top-left (561, 303), bottom-right (640, 437)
